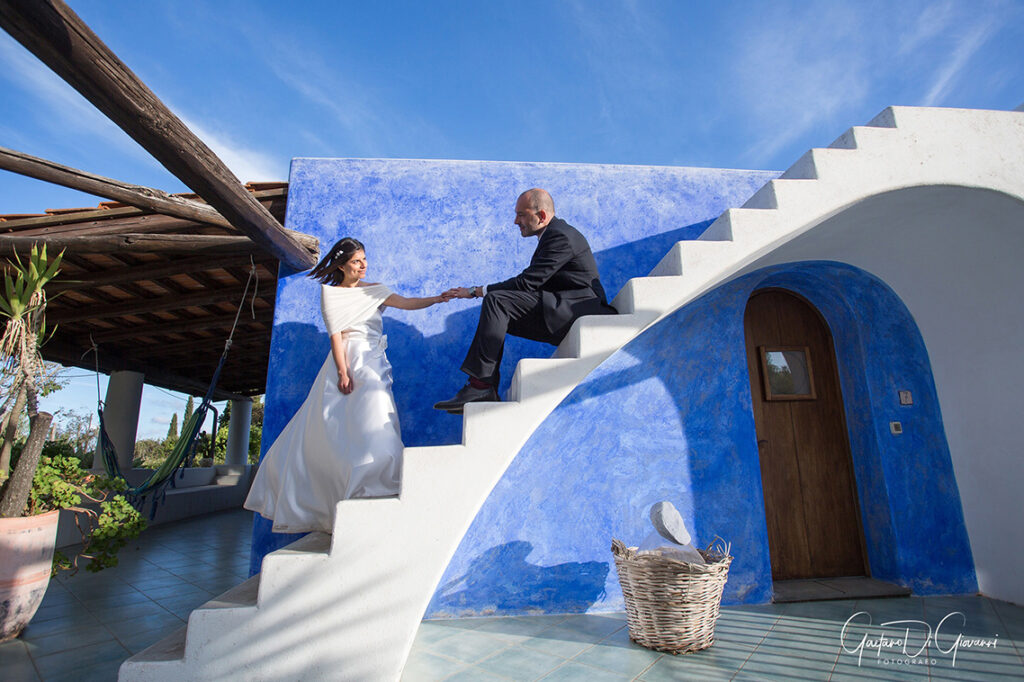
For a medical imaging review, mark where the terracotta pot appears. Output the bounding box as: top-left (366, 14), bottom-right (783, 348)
top-left (0, 509), bottom-right (59, 642)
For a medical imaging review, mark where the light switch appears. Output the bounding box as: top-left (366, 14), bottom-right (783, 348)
top-left (890, 421), bottom-right (903, 435)
top-left (898, 390), bottom-right (913, 406)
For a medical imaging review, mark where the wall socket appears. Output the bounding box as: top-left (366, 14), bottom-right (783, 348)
top-left (890, 421), bottom-right (903, 435)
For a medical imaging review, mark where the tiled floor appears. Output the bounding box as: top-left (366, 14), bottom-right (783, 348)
top-left (407, 598), bottom-right (1024, 681)
top-left (1, 508), bottom-right (1022, 681)
top-left (0, 508), bottom-right (253, 681)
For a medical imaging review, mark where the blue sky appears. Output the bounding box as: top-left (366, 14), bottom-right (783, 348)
top-left (2, 0), bottom-right (1022, 439)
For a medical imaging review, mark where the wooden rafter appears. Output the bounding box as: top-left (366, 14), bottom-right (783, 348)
top-left (0, 0), bottom-right (317, 270)
top-left (48, 254), bottom-right (271, 292)
top-left (0, 186), bottom-right (288, 235)
top-left (49, 284), bottom-right (264, 324)
top-left (86, 310), bottom-right (274, 344)
top-left (0, 145), bottom-right (234, 228)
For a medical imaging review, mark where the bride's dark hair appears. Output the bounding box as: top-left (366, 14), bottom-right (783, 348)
top-left (308, 237), bottom-right (366, 285)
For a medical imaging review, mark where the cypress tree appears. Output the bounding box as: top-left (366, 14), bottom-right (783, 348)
top-left (167, 413), bottom-right (178, 439)
top-left (183, 396), bottom-right (195, 428)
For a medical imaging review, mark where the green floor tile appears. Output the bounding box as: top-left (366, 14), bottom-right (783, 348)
top-left (401, 649), bottom-right (468, 681)
top-left (32, 638), bottom-right (130, 680)
top-left (476, 645), bottom-right (567, 680)
top-left (521, 625), bottom-right (602, 659)
top-left (572, 639), bottom-right (663, 677)
top-left (540, 660), bottom-right (632, 681)
top-left (639, 654), bottom-right (738, 682)
top-left (0, 640), bottom-right (41, 682)
top-left (432, 629), bottom-right (510, 664)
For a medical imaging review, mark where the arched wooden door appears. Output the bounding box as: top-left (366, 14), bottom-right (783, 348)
top-left (744, 289), bottom-right (867, 581)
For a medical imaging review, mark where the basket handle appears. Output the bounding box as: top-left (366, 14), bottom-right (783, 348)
top-left (704, 535), bottom-right (732, 559)
top-left (611, 538), bottom-right (628, 556)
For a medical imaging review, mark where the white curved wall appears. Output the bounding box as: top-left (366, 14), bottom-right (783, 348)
top-left (745, 185), bottom-right (1024, 604)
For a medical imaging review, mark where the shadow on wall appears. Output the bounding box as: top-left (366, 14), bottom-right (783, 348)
top-left (250, 222), bottom-right (717, 574)
top-left (429, 541), bottom-right (609, 618)
top-left (431, 261), bottom-right (977, 615)
top-left (389, 219), bottom-right (718, 449)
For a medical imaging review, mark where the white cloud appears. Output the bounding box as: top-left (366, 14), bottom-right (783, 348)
top-left (0, 33), bottom-right (153, 163)
top-left (731, 5), bottom-right (870, 166)
top-left (898, 1), bottom-right (956, 55)
top-left (921, 19), bottom-right (997, 106)
top-left (178, 115), bottom-right (285, 182)
top-left (241, 27), bottom-right (447, 157)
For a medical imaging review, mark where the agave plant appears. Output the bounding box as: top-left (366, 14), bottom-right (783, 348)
top-left (0, 244), bottom-right (64, 516)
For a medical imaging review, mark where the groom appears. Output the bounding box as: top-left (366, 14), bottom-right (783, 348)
top-left (434, 188), bottom-right (617, 413)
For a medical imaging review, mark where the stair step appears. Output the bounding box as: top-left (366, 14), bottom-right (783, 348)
top-left (123, 624), bottom-right (187, 666)
top-left (699, 207), bottom-right (782, 244)
top-left (612, 276), bottom-right (686, 314)
top-left (741, 178), bottom-right (819, 211)
top-left (199, 574), bottom-right (260, 610)
top-left (780, 147), bottom-right (853, 181)
top-left (269, 530), bottom-right (332, 557)
top-left (649, 240), bottom-right (737, 278)
top-left (552, 311), bottom-right (657, 360)
top-left (256, 531), bottom-right (333, 600)
top-left (829, 124), bottom-right (898, 150)
top-left (461, 401), bottom-right (536, 447)
top-left (508, 357), bottom-right (584, 403)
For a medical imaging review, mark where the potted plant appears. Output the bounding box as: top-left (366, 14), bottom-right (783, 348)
top-left (0, 245), bottom-right (146, 642)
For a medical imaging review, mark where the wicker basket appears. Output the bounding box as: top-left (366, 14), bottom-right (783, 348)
top-left (611, 537), bottom-right (732, 654)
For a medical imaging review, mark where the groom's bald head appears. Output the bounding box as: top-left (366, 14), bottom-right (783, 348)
top-left (517, 188), bottom-right (555, 217)
top-left (514, 188), bottom-right (555, 238)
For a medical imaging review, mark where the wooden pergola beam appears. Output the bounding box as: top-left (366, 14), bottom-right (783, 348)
top-left (1, 232), bottom-right (315, 259)
top-left (2, 233), bottom-right (262, 257)
top-left (0, 186), bottom-right (287, 233)
top-left (0, 0), bottom-right (317, 270)
top-left (0, 145), bottom-right (236, 228)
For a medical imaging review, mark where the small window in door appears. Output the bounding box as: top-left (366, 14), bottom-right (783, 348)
top-left (759, 346), bottom-right (816, 400)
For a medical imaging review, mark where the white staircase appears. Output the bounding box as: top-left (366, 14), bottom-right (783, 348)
top-left (120, 106), bottom-right (1024, 681)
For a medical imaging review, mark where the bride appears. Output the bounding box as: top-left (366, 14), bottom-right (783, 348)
top-left (245, 237), bottom-right (449, 534)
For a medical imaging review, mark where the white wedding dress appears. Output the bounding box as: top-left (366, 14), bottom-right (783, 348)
top-left (245, 284), bottom-right (402, 534)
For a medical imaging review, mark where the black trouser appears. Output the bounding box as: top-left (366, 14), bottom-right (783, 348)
top-left (460, 290), bottom-right (559, 386)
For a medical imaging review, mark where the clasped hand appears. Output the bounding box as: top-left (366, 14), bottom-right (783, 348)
top-left (441, 287), bottom-right (475, 301)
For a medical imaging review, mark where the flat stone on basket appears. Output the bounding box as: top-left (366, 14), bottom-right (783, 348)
top-left (649, 501), bottom-right (691, 545)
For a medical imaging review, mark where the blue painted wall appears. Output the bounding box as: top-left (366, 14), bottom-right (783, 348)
top-left (427, 261), bottom-right (976, 617)
top-left (250, 159), bottom-right (778, 572)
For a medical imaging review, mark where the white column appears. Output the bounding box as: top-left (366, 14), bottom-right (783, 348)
top-left (94, 370), bottom-right (144, 473)
top-left (225, 399), bottom-right (252, 467)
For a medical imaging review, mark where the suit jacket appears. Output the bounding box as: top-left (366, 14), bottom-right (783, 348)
top-left (488, 217), bottom-right (616, 338)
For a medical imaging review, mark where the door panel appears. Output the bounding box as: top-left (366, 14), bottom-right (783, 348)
top-left (745, 290), bottom-right (867, 580)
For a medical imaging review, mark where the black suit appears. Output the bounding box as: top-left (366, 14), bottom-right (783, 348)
top-left (461, 217), bottom-right (617, 384)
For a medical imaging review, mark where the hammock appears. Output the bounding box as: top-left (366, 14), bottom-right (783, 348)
top-left (91, 263), bottom-right (258, 518)
top-left (97, 353), bottom-right (227, 518)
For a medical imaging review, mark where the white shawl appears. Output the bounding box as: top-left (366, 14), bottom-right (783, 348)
top-left (320, 283), bottom-right (393, 335)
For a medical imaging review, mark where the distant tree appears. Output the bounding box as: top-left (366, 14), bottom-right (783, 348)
top-left (133, 438), bottom-right (163, 468)
top-left (251, 396), bottom-right (264, 427)
top-left (183, 396), bottom-right (195, 428)
top-left (211, 396), bottom-right (263, 464)
top-left (166, 413), bottom-right (178, 440)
